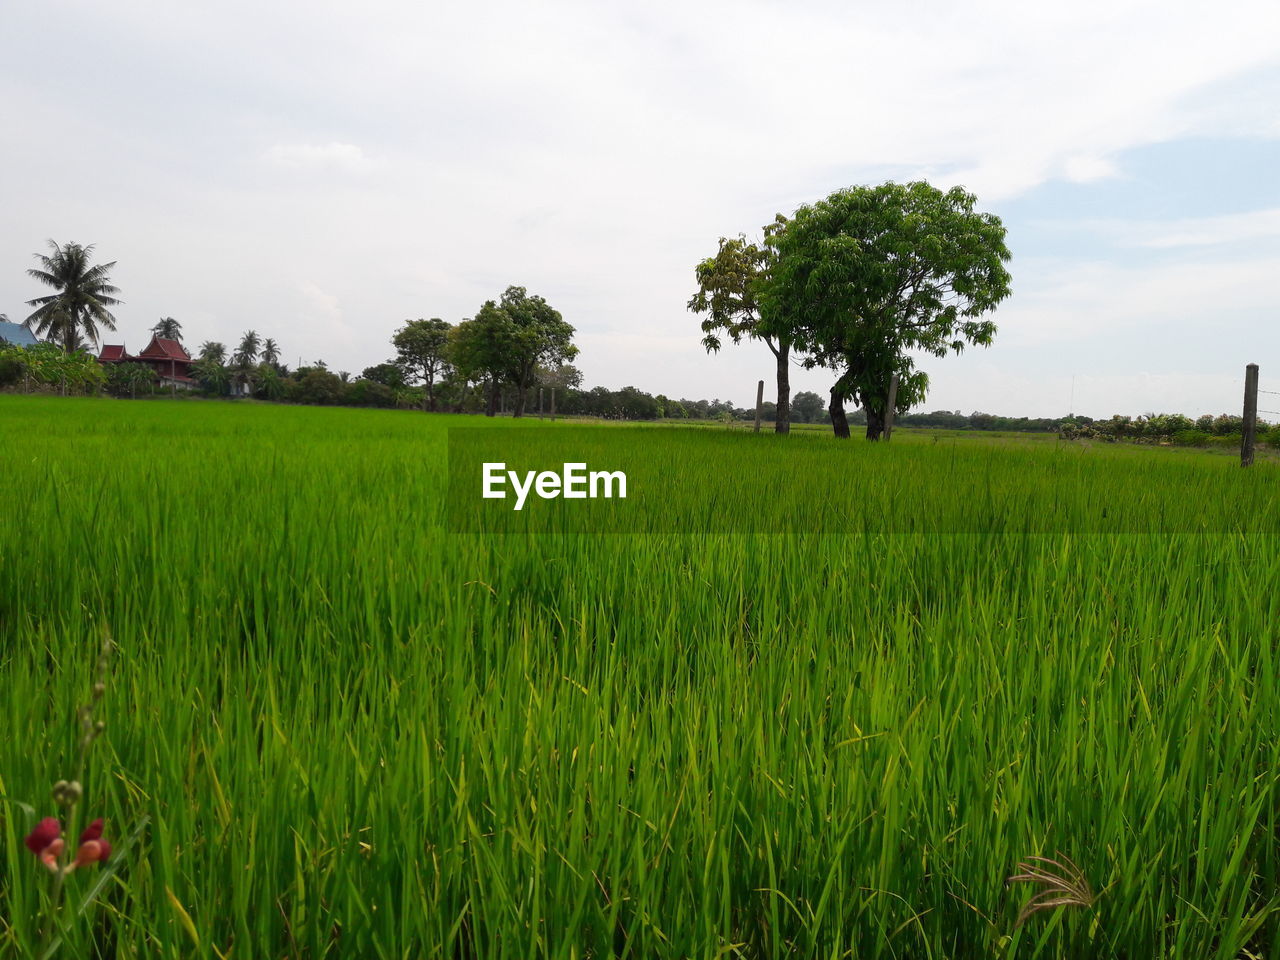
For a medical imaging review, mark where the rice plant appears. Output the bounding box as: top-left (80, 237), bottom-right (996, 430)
top-left (1, 395), bottom-right (1278, 958)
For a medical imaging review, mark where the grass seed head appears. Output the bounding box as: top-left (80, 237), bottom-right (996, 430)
top-left (1006, 852), bottom-right (1097, 928)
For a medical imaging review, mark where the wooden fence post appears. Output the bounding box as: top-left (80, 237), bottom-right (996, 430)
top-left (883, 374), bottom-right (899, 441)
top-left (754, 379), bottom-right (764, 433)
top-left (1242, 362), bottom-right (1259, 467)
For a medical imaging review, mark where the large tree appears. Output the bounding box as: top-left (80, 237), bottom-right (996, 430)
top-left (688, 218), bottom-right (793, 433)
top-left (24, 241), bottom-right (122, 352)
top-left (450, 304), bottom-right (516, 417)
top-left (392, 318), bottom-right (452, 411)
top-left (762, 182), bottom-right (1012, 439)
top-left (498, 286), bottom-right (577, 417)
top-left (790, 390), bottom-right (825, 424)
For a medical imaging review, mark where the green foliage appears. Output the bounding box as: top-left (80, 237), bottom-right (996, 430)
top-left (1064, 414), bottom-right (1262, 447)
top-left (0, 347), bottom-right (25, 387)
top-left (254, 363), bottom-right (286, 401)
top-left (341, 379), bottom-right (397, 408)
top-left (289, 368), bottom-right (344, 405)
top-left (3, 342), bottom-right (105, 392)
top-left (688, 229), bottom-right (779, 352)
top-left (762, 181), bottom-right (1012, 438)
top-left (191, 356), bottom-right (230, 395)
top-left (361, 362), bottom-right (407, 390)
top-left (104, 362), bottom-right (158, 398)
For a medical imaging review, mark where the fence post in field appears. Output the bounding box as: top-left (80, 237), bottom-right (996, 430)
top-left (538, 387), bottom-right (544, 418)
top-left (884, 374), bottom-right (899, 441)
top-left (1242, 362), bottom-right (1259, 467)
top-left (550, 388), bottom-right (556, 419)
top-left (754, 379), bottom-right (764, 433)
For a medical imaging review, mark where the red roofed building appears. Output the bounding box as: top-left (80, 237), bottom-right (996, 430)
top-left (99, 335), bottom-right (195, 387)
top-left (98, 344), bottom-right (134, 363)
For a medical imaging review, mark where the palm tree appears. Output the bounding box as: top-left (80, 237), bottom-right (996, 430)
top-left (261, 338), bottom-right (280, 367)
top-left (153, 317), bottom-right (183, 341)
top-left (25, 241), bottom-right (122, 352)
top-left (198, 341), bottom-right (227, 363)
top-left (234, 330), bottom-right (261, 366)
top-left (230, 331), bottom-right (262, 396)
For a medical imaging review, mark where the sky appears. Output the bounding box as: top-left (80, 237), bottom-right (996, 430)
top-left (2, 0), bottom-right (1279, 418)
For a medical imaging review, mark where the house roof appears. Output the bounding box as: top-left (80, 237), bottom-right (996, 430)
top-left (0, 320), bottom-right (39, 348)
top-left (138, 335), bottom-right (191, 361)
top-left (99, 344), bottom-right (132, 362)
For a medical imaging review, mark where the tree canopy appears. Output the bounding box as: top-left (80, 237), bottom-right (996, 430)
top-left (451, 303), bottom-right (516, 416)
top-left (392, 318), bottom-right (452, 410)
top-left (499, 286), bottom-right (577, 417)
top-left (761, 181), bottom-right (1011, 439)
top-left (688, 217), bottom-right (793, 432)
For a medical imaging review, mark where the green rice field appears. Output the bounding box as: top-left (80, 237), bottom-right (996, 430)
top-left (2, 395), bottom-right (1280, 958)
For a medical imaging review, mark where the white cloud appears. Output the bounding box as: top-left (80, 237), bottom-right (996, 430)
top-left (1062, 155), bottom-right (1121, 184)
top-left (1132, 208), bottom-right (1280, 248)
top-left (1, 0), bottom-right (1279, 412)
top-left (263, 142), bottom-right (374, 172)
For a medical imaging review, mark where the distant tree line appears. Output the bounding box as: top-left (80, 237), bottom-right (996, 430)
top-left (11, 239), bottom-right (1272, 450)
top-left (1061, 413), bottom-right (1280, 448)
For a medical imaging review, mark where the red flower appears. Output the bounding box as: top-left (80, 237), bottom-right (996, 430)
top-left (73, 839), bottom-right (111, 868)
top-left (24, 816), bottom-right (111, 872)
top-left (39, 838), bottom-right (65, 872)
top-left (24, 817), bottom-right (60, 855)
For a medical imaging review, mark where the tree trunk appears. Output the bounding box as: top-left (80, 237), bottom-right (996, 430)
top-left (865, 404), bottom-right (885, 441)
top-left (774, 341), bottom-right (791, 434)
top-left (486, 379), bottom-right (498, 417)
top-left (513, 383), bottom-right (527, 417)
top-left (829, 387), bottom-right (851, 439)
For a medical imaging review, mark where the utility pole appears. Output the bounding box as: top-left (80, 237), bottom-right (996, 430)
top-left (884, 374), bottom-right (899, 441)
top-left (754, 379), bottom-right (764, 433)
top-left (1242, 363), bottom-right (1259, 467)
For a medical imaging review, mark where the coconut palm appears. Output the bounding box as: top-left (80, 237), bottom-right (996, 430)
top-left (229, 331), bottom-right (262, 397)
top-left (261, 338), bottom-right (281, 367)
top-left (198, 341), bottom-right (227, 363)
top-left (152, 317), bottom-right (183, 341)
top-left (234, 330), bottom-right (261, 366)
top-left (24, 241), bottom-right (122, 352)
